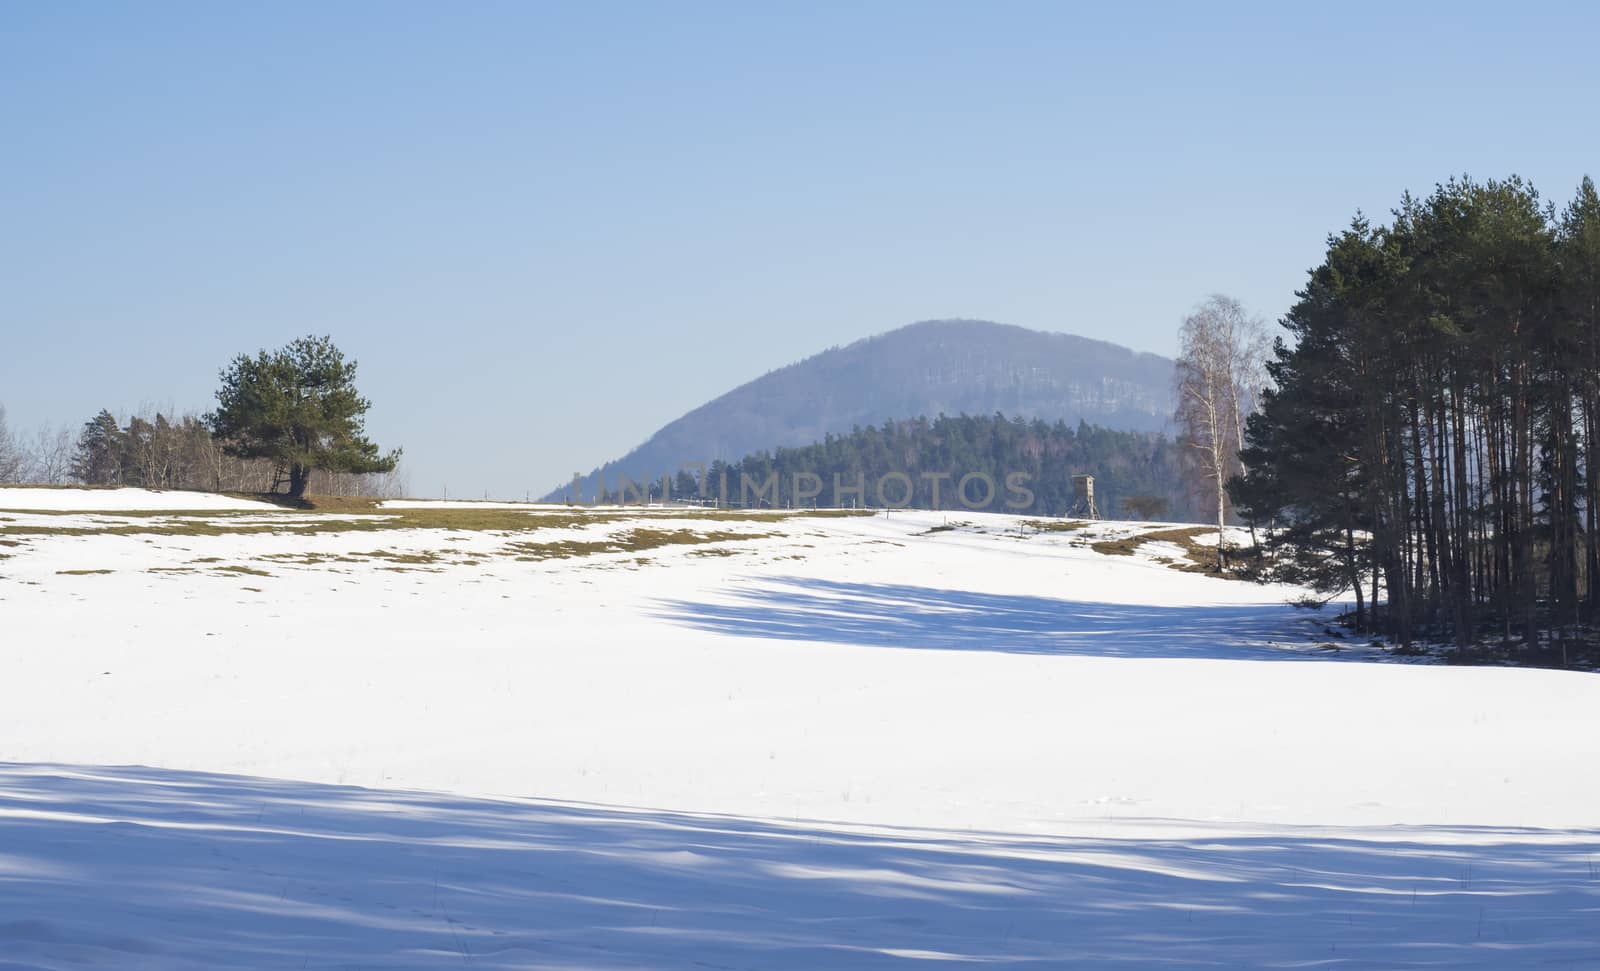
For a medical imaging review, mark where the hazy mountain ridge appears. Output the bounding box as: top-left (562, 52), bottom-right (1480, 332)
top-left (549, 319), bottom-right (1175, 499)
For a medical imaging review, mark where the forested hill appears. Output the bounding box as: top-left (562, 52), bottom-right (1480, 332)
top-left (594, 413), bottom-right (1198, 521)
top-left (544, 319), bottom-right (1174, 501)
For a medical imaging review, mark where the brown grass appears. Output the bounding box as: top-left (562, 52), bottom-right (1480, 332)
top-left (0, 498), bottom-right (870, 540)
top-left (507, 528), bottom-right (778, 561)
top-left (1023, 519), bottom-right (1090, 533)
top-left (1090, 526), bottom-right (1237, 575)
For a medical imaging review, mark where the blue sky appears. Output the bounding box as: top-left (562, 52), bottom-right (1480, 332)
top-left (5, 2), bottom-right (1598, 497)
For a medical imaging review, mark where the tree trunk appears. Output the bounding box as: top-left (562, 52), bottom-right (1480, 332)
top-left (1346, 516), bottom-right (1365, 634)
top-left (1215, 466), bottom-right (1227, 571)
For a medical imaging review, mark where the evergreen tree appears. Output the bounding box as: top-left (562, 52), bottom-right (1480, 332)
top-left (206, 336), bottom-right (399, 499)
top-left (678, 413), bottom-right (1194, 518)
top-left (70, 409), bottom-right (125, 486)
top-left (1236, 174), bottom-right (1600, 660)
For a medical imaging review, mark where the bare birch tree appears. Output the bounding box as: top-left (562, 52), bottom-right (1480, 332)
top-left (1229, 310), bottom-right (1272, 461)
top-left (1175, 294), bottom-right (1266, 569)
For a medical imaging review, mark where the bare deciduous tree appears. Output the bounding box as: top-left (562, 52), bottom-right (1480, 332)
top-left (24, 423), bottom-right (75, 485)
top-left (1175, 294), bottom-right (1268, 569)
top-left (0, 405), bottom-right (23, 483)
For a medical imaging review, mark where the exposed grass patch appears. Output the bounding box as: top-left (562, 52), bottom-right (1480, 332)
top-left (0, 500), bottom-right (864, 541)
top-left (624, 527), bottom-right (775, 550)
top-left (237, 493), bottom-right (382, 514)
top-left (507, 527), bottom-right (778, 561)
top-left (56, 568), bottom-right (113, 575)
top-left (1092, 526), bottom-right (1210, 557)
top-left (0, 515), bottom-right (300, 538)
top-left (510, 539), bottom-right (617, 561)
top-left (1090, 526), bottom-right (1247, 577)
top-left (355, 549), bottom-right (443, 565)
top-left (1, 499), bottom-right (862, 583)
top-left (1023, 519), bottom-right (1090, 533)
top-left (258, 552), bottom-right (370, 565)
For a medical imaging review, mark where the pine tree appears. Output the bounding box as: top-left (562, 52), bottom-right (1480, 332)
top-left (1236, 174), bottom-right (1600, 660)
top-left (206, 336), bottom-right (399, 499)
top-left (71, 409), bottom-right (126, 486)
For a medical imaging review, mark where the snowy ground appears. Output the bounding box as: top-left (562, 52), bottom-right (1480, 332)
top-left (0, 486), bottom-right (279, 512)
top-left (2, 491), bottom-right (1597, 967)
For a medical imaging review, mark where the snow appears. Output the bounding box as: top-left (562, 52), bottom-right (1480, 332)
top-left (3, 764), bottom-right (1594, 969)
top-left (0, 486), bottom-right (279, 511)
top-left (2, 500), bottom-right (1597, 967)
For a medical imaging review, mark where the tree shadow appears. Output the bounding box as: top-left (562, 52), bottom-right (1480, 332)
top-left (0, 763), bottom-right (1594, 969)
top-left (657, 577), bottom-right (1364, 661)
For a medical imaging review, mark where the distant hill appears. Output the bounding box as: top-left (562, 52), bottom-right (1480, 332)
top-left (548, 319), bottom-right (1174, 500)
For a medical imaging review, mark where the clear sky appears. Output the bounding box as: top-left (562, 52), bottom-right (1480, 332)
top-left (5, 2), bottom-right (1598, 497)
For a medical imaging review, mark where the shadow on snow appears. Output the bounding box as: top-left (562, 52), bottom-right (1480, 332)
top-left (0, 764), bottom-right (1594, 969)
top-left (658, 577), bottom-right (1362, 661)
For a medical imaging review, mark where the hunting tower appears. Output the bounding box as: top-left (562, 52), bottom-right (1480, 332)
top-left (1069, 474), bottom-right (1099, 519)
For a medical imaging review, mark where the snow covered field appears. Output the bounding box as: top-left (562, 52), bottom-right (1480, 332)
top-left (0, 486), bottom-right (280, 512)
top-left (1, 490), bottom-right (1597, 967)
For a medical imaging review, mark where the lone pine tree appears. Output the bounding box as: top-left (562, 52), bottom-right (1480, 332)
top-left (207, 335), bottom-right (399, 499)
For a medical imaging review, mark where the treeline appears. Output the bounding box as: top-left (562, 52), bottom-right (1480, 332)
top-left (0, 403), bottom-right (405, 498)
top-left (1235, 175), bottom-right (1600, 658)
top-left (589, 413), bottom-right (1198, 519)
